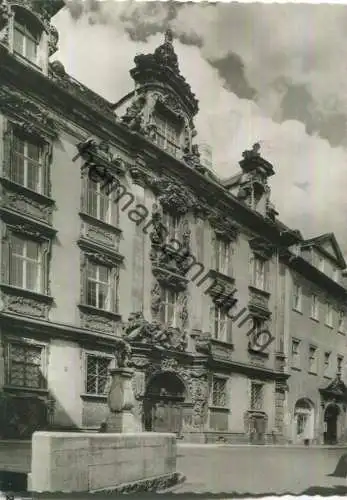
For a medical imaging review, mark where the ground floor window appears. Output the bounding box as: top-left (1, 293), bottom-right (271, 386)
top-left (85, 354), bottom-right (112, 395)
top-left (294, 398), bottom-right (315, 442)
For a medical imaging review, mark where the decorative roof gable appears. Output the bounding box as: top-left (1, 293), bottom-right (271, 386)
top-left (301, 233), bottom-right (346, 269)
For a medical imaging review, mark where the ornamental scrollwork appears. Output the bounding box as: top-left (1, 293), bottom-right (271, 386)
top-left (123, 311), bottom-right (187, 352)
top-left (122, 94), bottom-right (147, 133)
top-left (150, 281), bottom-right (161, 317)
top-left (209, 214), bottom-right (239, 241)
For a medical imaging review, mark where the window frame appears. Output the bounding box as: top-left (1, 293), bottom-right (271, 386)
top-left (154, 112), bottom-right (181, 157)
top-left (13, 19), bottom-right (41, 67)
top-left (291, 338), bottom-right (301, 369)
top-left (214, 236), bottom-right (231, 275)
top-left (85, 178), bottom-right (117, 225)
top-left (252, 256), bottom-right (268, 291)
top-left (325, 302), bottom-right (333, 328)
top-left (310, 294), bottom-right (319, 320)
top-left (162, 212), bottom-right (181, 244)
top-left (5, 338), bottom-right (47, 391)
top-left (210, 303), bottom-right (228, 341)
top-left (250, 381), bottom-right (264, 411)
top-left (159, 288), bottom-right (179, 327)
top-left (337, 355), bottom-right (344, 376)
top-left (85, 260), bottom-right (113, 312)
top-left (292, 283), bottom-right (302, 312)
top-left (210, 376), bottom-right (228, 408)
top-left (84, 352), bottom-right (113, 396)
top-left (324, 351), bottom-right (331, 377)
top-left (308, 345), bottom-right (318, 374)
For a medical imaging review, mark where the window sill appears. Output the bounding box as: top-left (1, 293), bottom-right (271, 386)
top-left (308, 370), bottom-right (318, 376)
top-left (13, 52), bottom-right (43, 72)
top-left (292, 307), bottom-right (303, 315)
top-left (248, 285), bottom-right (270, 297)
top-left (79, 212), bottom-right (122, 234)
top-left (323, 375), bottom-right (332, 380)
top-left (0, 177), bottom-right (53, 205)
top-left (0, 284), bottom-right (53, 304)
top-left (291, 366), bottom-right (302, 372)
top-left (78, 303), bottom-right (121, 321)
top-left (209, 406), bottom-right (229, 412)
top-left (80, 393), bottom-right (108, 402)
top-left (324, 322), bottom-right (333, 329)
top-left (3, 385), bottom-right (48, 395)
top-left (338, 330), bottom-right (346, 336)
top-left (310, 316), bottom-right (320, 323)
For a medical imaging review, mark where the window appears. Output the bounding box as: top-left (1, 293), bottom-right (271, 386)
top-left (293, 283), bottom-right (302, 312)
top-left (338, 311), bottom-right (345, 333)
top-left (250, 382), bottom-right (264, 411)
top-left (85, 354), bottom-right (111, 395)
top-left (291, 339), bottom-right (301, 369)
top-left (214, 237), bottom-right (231, 275)
top-left (9, 235), bottom-right (43, 292)
top-left (7, 341), bottom-right (45, 389)
top-left (311, 294), bottom-right (319, 320)
top-left (154, 114), bottom-right (180, 156)
top-left (13, 21), bottom-right (40, 65)
top-left (308, 346), bottom-right (317, 373)
top-left (86, 261), bottom-right (112, 311)
top-left (159, 288), bottom-right (178, 326)
top-left (317, 255), bottom-right (324, 272)
top-left (252, 257), bottom-right (267, 290)
top-left (86, 179), bottom-right (114, 224)
top-left (210, 304), bottom-right (228, 341)
top-left (162, 212), bottom-right (180, 244)
top-left (337, 355), bottom-right (344, 376)
top-left (11, 132), bottom-right (43, 193)
top-left (211, 377), bottom-right (227, 407)
top-left (324, 352), bottom-right (331, 377)
top-left (325, 303), bottom-right (333, 327)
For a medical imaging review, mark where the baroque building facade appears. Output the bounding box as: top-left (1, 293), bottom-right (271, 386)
top-left (0, 0), bottom-right (346, 444)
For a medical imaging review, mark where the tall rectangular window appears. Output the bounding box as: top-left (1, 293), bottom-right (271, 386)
top-left (311, 294), bottom-right (319, 320)
top-left (85, 354), bottom-right (111, 395)
top-left (210, 304), bottom-right (228, 341)
top-left (318, 255), bottom-right (324, 272)
top-left (7, 342), bottom-right (45, 389)
top-left (250, 382), bottom-right (264, 411)
top-left (291, 339), bottom-right (301, 369)
top-left (211, 377), bottom-right (227, 407)
top-left (293, 283), bottom-right (302, 312)
top-left (253, 257), bottom-right (267, 290)
top-left (13, 22), bottom-right (39, 65)
top-left (159, 289), bottom-right (178, 326)
top-left (154, 114), bottom-right (180, 157)
top-left (325, 303), bottom-right (333, 327)
top-left (11, 132), bottom-right (43, 193)
top-left (333, 267), bottom-right (339, 282)
top-left (86, 179), bottom-right (114, 224)
top-left (324, 352), bottom-right (331, 377)
top-left (162, 212), bottom-right (180, 243)
top-left (214, 237), bottom-right (230, 275)
top-left (338, 311), bottom-right (346, 333)
top-left (308, 346), bottom-right (317, 373)
top-left (86, 262), bottom-right (112, 311)
top-left (9, 235), bottom-right (43, 292)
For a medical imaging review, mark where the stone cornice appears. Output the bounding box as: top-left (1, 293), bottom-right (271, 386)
top-left (0, 312), bottom-right (125, 348)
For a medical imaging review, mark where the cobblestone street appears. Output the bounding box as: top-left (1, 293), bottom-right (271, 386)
top-left (174, 444), bottom-right (347, 495)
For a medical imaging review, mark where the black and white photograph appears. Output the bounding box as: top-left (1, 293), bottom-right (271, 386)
top-left (1, 0), bottom-right (347, 497)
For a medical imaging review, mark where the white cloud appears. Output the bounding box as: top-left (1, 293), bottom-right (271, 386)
top-left (53, 5), bottom-right (347, 251)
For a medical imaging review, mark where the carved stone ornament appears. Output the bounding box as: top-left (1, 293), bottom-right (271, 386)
top-left (209, 214), bottom-right (239, 241)
top-left (150, 281), bottom-right (162, 317)
top-left (130, 30), bottom-right (199, 118)
top-left (249, 237), bottom-right (275, 260)
top-left (76, 138), bottom-right (126, 179)
top-left (122, 94), bottom-right (147, 133)
top-left (0, 87), bottom-right (57, 140)
top-left (79, 306), bottom-right (118, 334)
top-left (114, 340), bottom-right (132, 368)
top-left (1, 185), bottom-right (54, 225)
top-left (123, 311), bottom-right (187, 352)
top-left (0, 285), bottom-right (52, 319)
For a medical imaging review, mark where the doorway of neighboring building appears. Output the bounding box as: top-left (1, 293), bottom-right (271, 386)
top-left (324, 404), bottom-right (340, 444)
top-left (294, 398), bottom-right (315, 444)
top-left (144, 371), bottom-right (185, 435)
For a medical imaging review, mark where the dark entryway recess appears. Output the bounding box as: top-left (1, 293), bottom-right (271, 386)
top-left (144, 371), bottom-right (185, 435)
top-left (324, 404), bottom-right (340, 444)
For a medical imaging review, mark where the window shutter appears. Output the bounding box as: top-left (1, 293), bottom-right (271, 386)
top-left (1, 234), bottom-right (10, 284)
top-left (2, 122), bottom-right (13, 178)
top-left (209, 304), bottom-right (215, 337)
top-left (110, 267), bottom-right (119, 313)
top-left (226, 316), bottom-right (232, 344)
top-left (249, 254), bottom-right (255, 286)
top-left (42, 143), bottom-right (52, 197)
top-left (41, 244), bottom-right (49, 294)
top-left (81, 256), bottom-right (88, 305)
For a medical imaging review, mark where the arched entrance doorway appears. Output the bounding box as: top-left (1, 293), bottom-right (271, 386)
top-left (324, 404), bottom-right (340, 444)
top-left (294, 398), bottom-right (315, 444)
top-left (144, 371), bottom-right (186, 435)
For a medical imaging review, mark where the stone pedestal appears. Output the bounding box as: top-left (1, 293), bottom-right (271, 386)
top-left (105, 368), bottom-right (141, 433)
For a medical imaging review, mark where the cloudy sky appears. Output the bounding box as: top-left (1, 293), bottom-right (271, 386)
top-left (53, 1), bottom-right (347, 253)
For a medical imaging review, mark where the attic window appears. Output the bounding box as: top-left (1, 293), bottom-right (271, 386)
top-left (12, 8), bottom-right (43, 68)
top-left (154, 113), bottom-right (181, 157)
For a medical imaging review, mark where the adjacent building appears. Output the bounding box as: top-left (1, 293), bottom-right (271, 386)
top-left (0, 0), bottom-right (346, 444)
